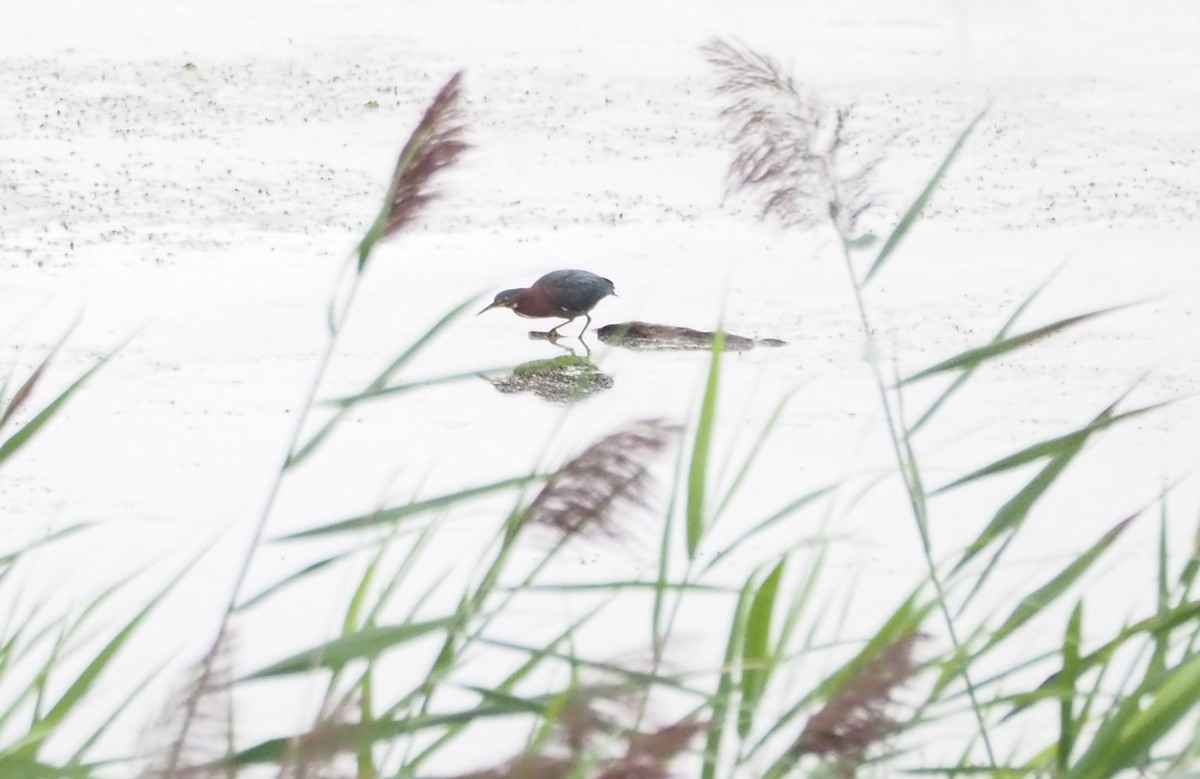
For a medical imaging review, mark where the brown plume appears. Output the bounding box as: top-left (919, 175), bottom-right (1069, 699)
top-left (791, 631), bottom-right (921, 776)
top-left (703, 39), bottom-right (886, 240)
top-left (138, 630), bottom-right (235, 779)
top-left (0, 362), bottom-right (45, 429)
top-left (276, 693), bottom-right (362, 779)
top-left (525, 419), bottom-right (681, 538)
top-left (448, 686), bottom-right (704, 779)
top-left (377, 72), bottom-right (469, 243)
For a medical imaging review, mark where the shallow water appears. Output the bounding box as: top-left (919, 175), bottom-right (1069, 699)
top-left (2, 0), bottom-right (1200, 772)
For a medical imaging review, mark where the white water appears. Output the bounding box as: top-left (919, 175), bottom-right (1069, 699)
top-left (2, 0), bottom-right (1199, 773)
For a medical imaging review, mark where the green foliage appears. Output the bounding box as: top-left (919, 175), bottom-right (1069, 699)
top-left (0, 323), bottom-right (123, 467)
top-left (862, 109), bottom-right (988, 285)
top-left (687, 330), bottom-right (724, 558)
top-left (245, 618), bottom-right (457, 680)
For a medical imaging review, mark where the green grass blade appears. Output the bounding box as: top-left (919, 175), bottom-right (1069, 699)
top-left (935, 401), bottom-right (1166, 495)
top-left (1058, 602), bottom-right (1083, 774)
top-left (0, 620), bottom-right (64, 738)
top-left (1178, 510), bottom-right (1200, 592)
top-left (738, 559), bottom-right (785, 739)
top-left (0, 316), bottom-right (80, 429)
top-left (365, 520), bottom-right (445, 630)
top-left (687, 332), bottom-right (724, 559)
top-left (981, 514), bottom-right (1136, 651)
top-left (66, 659), bottom-right (168, 769)
top-left (933, 643), bottom-right (1058, 708)
top-left (652, 411), bottom-right (699, 665)
top-left (29, 571), bottom-right (152, 725)
top-left (901, 303), bottom-right (1138, 386)
top-left (459, 686), bottom-right (559, 718)
top-left (472, 638), bottom-right (705, 697)
top-left (343, 544), bottom-right (382, 635)
top-left (398, 600), bottom-right (615, 774)
top-left (757, 592), bottom-right (932, 778)
top-left (226, 705), bottom-right (525, 766)
top-left (244, 618), bottom-right (455, 679)
top-left (0, 345), bottom-right (122, 467)
top-left (908, 265), bottom-right (1063, 436)
top-left (814, 590), bottom-right (930, 699)
top-left (320, 535), bottom-right (392, 715)
top-left (862, 109), bottom-right (987, 286)
top-left (10, 562), bottom-right (189, 760)
top-left (1005, 599), bottom-right (1200, 719)
top-left (0, 356), bottom-right (50, 430)
top-left (952, 441), bottom-right (1085, 573)
top-left (234, 551), bottom-right (356, 612)
top-left (948, 394), bottom-right (1169, 575)
top-left (701, 486), bottom-right (835, 576)
top-left (277, 475), bottom-right (541, 541)
top-left (324, 366), bottom-right (515, 406)
top-left (0, 757), bottom-right (94, 778)
top-left (702, 576), bottom-right (754, 779)
top-left (287, 296), bottom-right (479, 468)
top-left (710, 389), bottom-right (797, 529)
top-left (1145, 503), bottom-right (1173, 684)
top-left (0, 364), bottom-right (14, 424)
top-left (508, 580), bottom-right (732, 594)
top-left (30, 623), bottom-right (71, 728)
top-left (0, 524), bottom-right (96, 570)
top-left (1066, 652), bottom-right (1200, 779)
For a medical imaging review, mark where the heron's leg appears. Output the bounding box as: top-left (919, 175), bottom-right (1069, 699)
top-left (577, 313), bottom-right (593, 339)
top-left (547, 317), bottom-right (575, 340)
top-left (549, 339), bottom-right (579, 357)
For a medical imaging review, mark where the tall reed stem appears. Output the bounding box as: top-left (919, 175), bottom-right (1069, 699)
top-left (835, 236), bottom-right (997, 766)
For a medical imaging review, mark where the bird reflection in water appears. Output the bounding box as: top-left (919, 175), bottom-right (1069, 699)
top-left (486, 346), bottom-right (613, 403)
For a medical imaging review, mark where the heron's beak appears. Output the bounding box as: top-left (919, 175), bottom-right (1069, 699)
top-left (477, 300), bottom-right (504, 316)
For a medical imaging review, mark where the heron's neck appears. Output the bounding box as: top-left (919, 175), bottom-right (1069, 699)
top-left (515, 289), bottom-right (562, 317)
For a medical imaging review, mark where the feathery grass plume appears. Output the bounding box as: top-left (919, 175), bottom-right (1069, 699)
top-left (358, 71), bottom-right (469, 268)
top-left (625, 718), bottom-right (709, 764)
top-left (557, 685), bottom-right (632, 753)
top-left (790, 632), bottom-right (921, 776)
top-left (556, 686), bottom-right (706, 763)
top-left (0, 362), bottom-right (44, 429)
top-left (703, 39), bottom-right (886, 241)
top-left (275, 693), bottom-right (363, 779)
top-left (138, 630), bottom-right (235, 779)
top-left (524, 419), bottom-right (681, 538)
top-left (580, 712), bottom-right (707, 779)
top-left (448, 689), bottom-right (702, 779)
top-left (456, 755), bottom-right (576, 779)
top-left (594, 762), bottom-right (668, 779)
top-left (382, 72), bottom-right (468, 237)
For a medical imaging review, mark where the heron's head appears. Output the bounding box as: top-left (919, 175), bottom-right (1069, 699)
top-left (477, 289), bottom-right (523, 315)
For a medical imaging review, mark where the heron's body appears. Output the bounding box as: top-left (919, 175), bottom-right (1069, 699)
top-left (479, 269), bottom-right (616, 339)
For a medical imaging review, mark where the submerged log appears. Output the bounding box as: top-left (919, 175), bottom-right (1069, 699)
top-left (596, 321), bottom-right (786, 352)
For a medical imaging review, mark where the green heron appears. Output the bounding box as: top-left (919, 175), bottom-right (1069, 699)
top-left (478, 269), bottom-right (616, 339)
